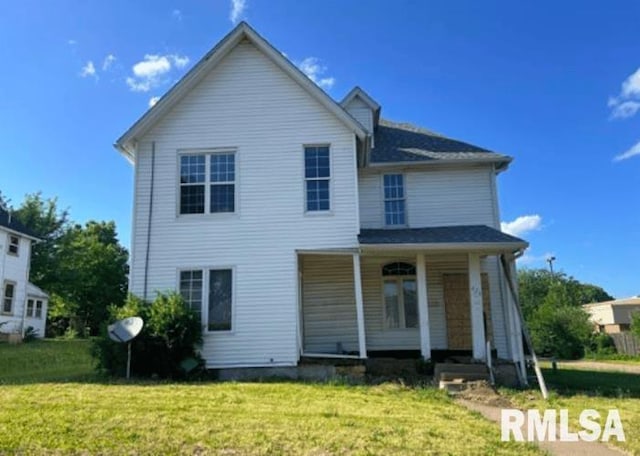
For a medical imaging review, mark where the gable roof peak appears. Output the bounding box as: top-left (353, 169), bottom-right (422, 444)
top-left (114, 22), bottom-right (367, 161)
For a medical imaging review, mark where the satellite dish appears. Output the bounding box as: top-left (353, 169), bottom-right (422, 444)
top-left (108, 317), bottom-right (144, 379)
top-left (108, 317), bottom-right (143, 343)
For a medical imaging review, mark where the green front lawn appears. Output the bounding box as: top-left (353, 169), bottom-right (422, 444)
top-left (506, 366), bottom-right (640, 455)
top-left (0, 340), bottom-right (541, 455)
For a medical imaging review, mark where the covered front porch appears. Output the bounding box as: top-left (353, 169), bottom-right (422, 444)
top-left (297, 225), bottom-right (528, 369)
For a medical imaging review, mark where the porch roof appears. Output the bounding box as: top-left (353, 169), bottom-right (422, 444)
top-left (358, 225), bottom-right (528, 253)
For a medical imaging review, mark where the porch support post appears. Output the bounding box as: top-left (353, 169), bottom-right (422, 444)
top-left (416, 252), bottom-right (431, 359)
top-left (352, 253), bottom-right (367, 359)
top-left (468, 253), bottom-right (486, 361)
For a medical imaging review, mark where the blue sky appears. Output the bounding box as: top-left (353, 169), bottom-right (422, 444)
top-left (1, 1), bottom-right (638, 298)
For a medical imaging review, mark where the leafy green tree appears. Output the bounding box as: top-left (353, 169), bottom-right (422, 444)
top-left (630, 312), bottom-right (640, 341)
top-left (9, 193), bottom-right (128, 336)
top-left (518, 268), bottom-right (614, 359)
top-left (51, 221), bottom-right (129, 335)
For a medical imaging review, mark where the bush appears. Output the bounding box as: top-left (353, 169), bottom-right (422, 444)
top-left (528, 284), bottom-right (593, 359)
top-left (586, 332), bottom-right (617, 356)
top-left (23, 326), bottom-right (39, 342)
top-left (91, 292), bottom-right (203, 379)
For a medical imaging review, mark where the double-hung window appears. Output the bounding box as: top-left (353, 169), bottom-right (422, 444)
top-left (8, 235), bottom-right (19, 255)
top-left (179, 151), bottom-right (235, 215)
top-left (304, 146), bottom-right (330, 212)
top-left (179, 268), bottom-right (233, 332)
top-left (383, 174), bottom-right (406, 226)
top-left (382, 262), bottom-right (418, 329)
top-left (2, 281), bottom-right (15, 315)
top-left (26, 299), bottom-right (44, 318)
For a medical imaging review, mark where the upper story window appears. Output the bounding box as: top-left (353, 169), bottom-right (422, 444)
top-left (2, 281), bottom-right (15, 315)
top-left (179, 152), bottom-right (235, 215)
top-left (7, 235), bottom-right (19, 256)
top-left (304, 146), bottom-right (330, 212)
top-left (383, 174), bottom-right (406, 226)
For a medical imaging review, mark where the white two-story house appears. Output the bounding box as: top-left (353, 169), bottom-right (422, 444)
top-left (115, 22), bottom-right (528, 381)
top-left (0, 206), bottom-right (49, 339)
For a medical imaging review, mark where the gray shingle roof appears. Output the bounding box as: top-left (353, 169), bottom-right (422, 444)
top-left (370, 119), bottom-right (511, 167)
top-left (0, 207), bottom-right (37, 238)
top-left (359, 225), bottom-right (527, 247)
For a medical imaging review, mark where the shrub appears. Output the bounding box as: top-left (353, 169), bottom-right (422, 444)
top-left (586, 332), bottom-right (617, 356)
top-left (23, 326), bottom-right (39, 342)
top-left (91, 292), bottom-right (203, 379)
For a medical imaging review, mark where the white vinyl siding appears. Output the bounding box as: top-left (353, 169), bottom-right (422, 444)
top-left (0, 232), bottom-right (32, 333)
top-left (129, 41), bottom-right (359, 368)
top-left (359, 167), bottom-right (498, 229)
top-left (342, 97), bottom-right (373, 133)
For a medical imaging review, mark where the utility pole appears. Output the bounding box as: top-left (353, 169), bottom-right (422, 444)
top-left (546, 256), bottom-right (556, 275)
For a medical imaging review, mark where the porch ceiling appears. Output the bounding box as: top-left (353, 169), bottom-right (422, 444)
top-left (358, 225), bottom-right (528, 254)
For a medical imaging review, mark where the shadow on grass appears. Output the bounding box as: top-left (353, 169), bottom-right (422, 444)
top-left (540, 367), bottom-right (640, 398)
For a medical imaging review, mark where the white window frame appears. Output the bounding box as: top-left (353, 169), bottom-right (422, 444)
top-left (382, 173), bottom-right (407, 227)
top-left (25, 298), bottom-right (44, 319)
top-left (303, 144), bottom-right (332, 214)
top-left (177, 267), bottom-right (235, 334)
top-left (380, 262), bottom-right (417, 330)
top-left (7, 235), bottom-right (19, 256)
top-left (2, 281), bottom-right (16, 315)
top-left (177, 149), bottom-right (238, 217)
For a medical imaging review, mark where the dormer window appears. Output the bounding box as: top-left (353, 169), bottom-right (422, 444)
top-left (7, 235), bottom-right (19, 256)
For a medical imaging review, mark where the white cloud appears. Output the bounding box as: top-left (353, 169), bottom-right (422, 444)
top-left (610, 100), bottom-right (640, 119)
top-left (67, 39), bottom-right (77, 45)
top-left (230, 0), bottom-right (247, 24)
top-left (517, 249), bottom-right (556, 267)
top-left (621, 67), bottom-right (640, 98)
top-left (298, 57), bottom-right (335, 90)
top-left (609, 67), bottom-right (640, 120)
top-left (126, 53), bottom-right (189, 92)
top-left (172, 9), bottom-right (182, 21)
top-left (614, 140), bottom-right (640, 162)
top-left (501, 214), bottom-right (542, 238)
top-left (79, 61), bottom-right (97, 79)
top-left (149, 96), bottom-right (160, 108)
top-left (102, 54), bottom-right (116, 71)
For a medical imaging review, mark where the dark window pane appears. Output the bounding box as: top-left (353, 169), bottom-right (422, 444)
top-left (179, 270), bottom-right (203, 320)
top-left (384, 281), bottom-right (400, 329)
top-left (27, 299), bottom-right (34, 317)
top-left (305, 147), bottom-right (330, 178)
top-left (382, 262), bottom-right (416, 276)
top-left (384, 200), bottom-right (405, 225)
top-left (209, 269), bottom-right (232, 331)
top-left (306, 179), bottom-right (329, 211)
top-left (180, 155), bottom-right (205, 184)
top-left (211, 154), bottom-right (235, 183)
top-left (210, 184), bottom-right (235, 213)
top-left (35, 301), bottom-right (43, 318)
top-left (403, 280), bottom-right (418, 328)
top-left (180, 185), bottom-right (205, 214)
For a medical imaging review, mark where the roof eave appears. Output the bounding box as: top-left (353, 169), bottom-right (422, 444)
top-left (359, 241), bottom-right (528, 253)
top-left (366, 156), bottom-right (512, 169)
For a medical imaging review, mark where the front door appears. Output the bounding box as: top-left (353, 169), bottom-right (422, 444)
top-left (443, 273), bottom-right (492, 350)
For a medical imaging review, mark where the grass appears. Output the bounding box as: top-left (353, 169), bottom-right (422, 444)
top-left (0, 338), bottom-right (95, 383)
top-left (505, 366), bottom-right (640, 455)
top-left (0, 340), bottom-right (542, 455)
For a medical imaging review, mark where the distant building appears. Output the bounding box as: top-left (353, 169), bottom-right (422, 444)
top-left (0, 206), bottom-right (49, 339)
top-left (583, 297), bottom-right (640, 334)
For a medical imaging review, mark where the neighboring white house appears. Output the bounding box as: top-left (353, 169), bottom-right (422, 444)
top-left (0, 206), bottom-right (49, 339)
top-left (583, 297), bottom-right (640, 334)
top-left (115, 22), bottom-right (528, 378)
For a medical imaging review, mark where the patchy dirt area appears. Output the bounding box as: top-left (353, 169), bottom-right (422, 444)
top-left (453, 381), bottom-right (514, 408)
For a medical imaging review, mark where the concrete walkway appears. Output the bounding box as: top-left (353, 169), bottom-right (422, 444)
top-left (458, 399), bottom-right (627, 456)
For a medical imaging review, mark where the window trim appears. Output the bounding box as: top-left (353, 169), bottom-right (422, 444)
top-left (380, 262), bottom-right (417, 331)
top-left (25, 298), bottom-right (44, 319)
top-left (176, 148), bottom-right (238, 218)
top-left (7, 235), bottom-right (19, 256)
top-left (2, 280), bottom-right (16, 315)
top-left (176, 266), bottom-right (236, 334)
top-left (303, 144), bottom-right (333, 215)
top-left (381, 173), bottom-right (408, 227)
